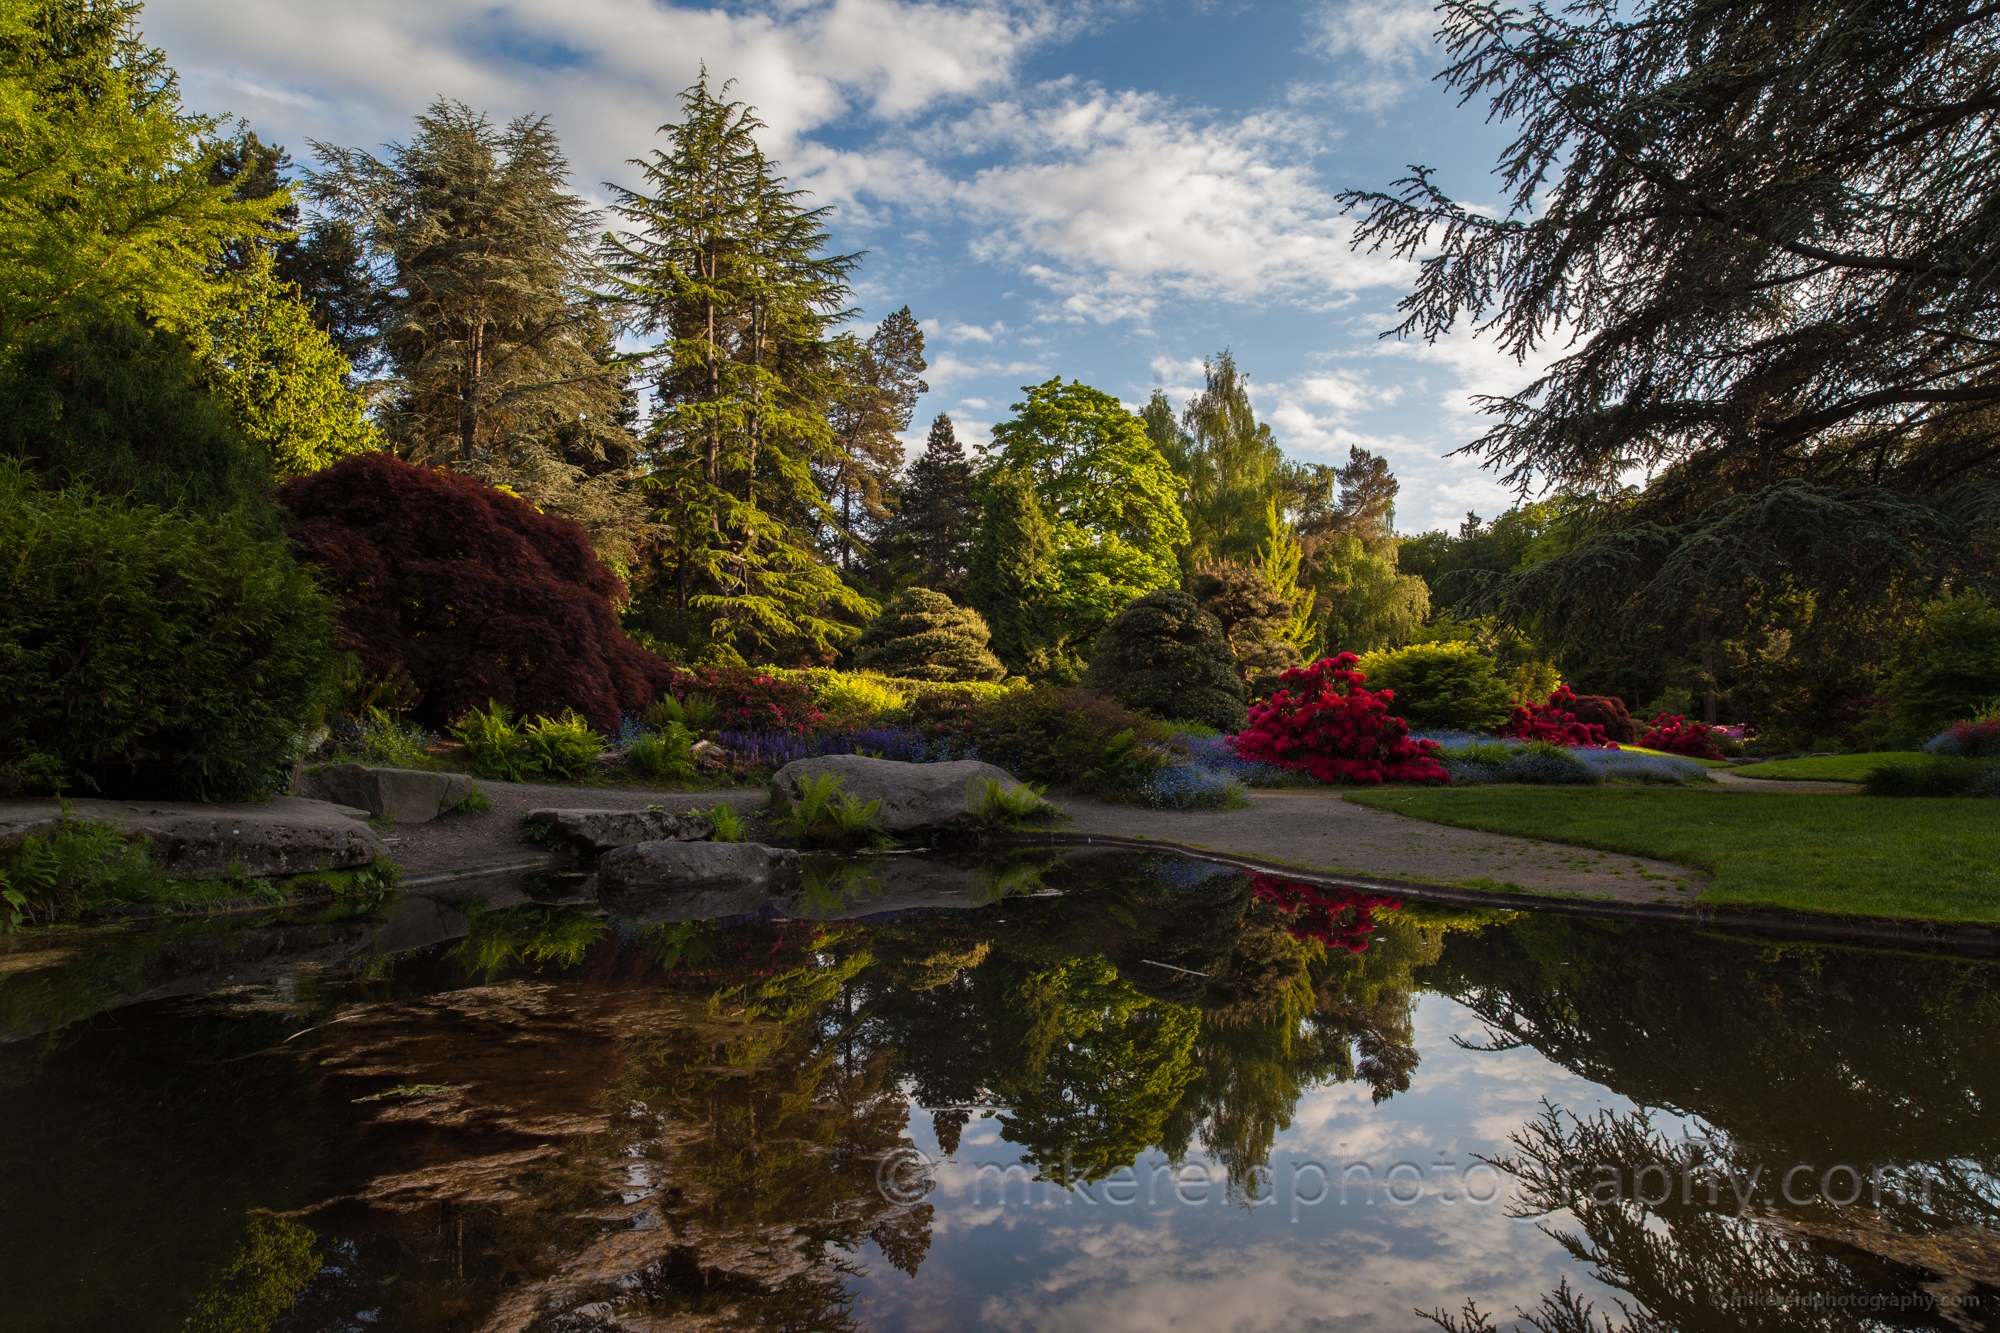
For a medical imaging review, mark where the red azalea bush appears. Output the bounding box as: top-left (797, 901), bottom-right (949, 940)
top-left (1500, 685), bottom-right (1617, 748)
top-left (1933, 718), bottom-right (2000, 758)
top-left (1638, 713), bottom-right (1727, 759)
top-left (667, 665), bottom-right (824, 734)
top-left (1251, 876), bottom-right (1402, 952)
top-left (282, 453), bottom-right (673, 733)
top-left (1229, 654), bottom-right (1448, 785)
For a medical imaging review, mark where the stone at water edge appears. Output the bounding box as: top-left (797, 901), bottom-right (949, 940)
top-left (596, 840), bottom-right (801, 894)
top-left (522, 807), bottom-right (712, 851)
top-left (768, 755), bottom-right (1032, 833)
top-left (0, 796), bottom-right (381, 879)
top-left (316, 764), bottom-right (474, 824)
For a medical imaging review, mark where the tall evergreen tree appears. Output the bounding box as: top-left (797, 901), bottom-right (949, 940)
top-left (820, 305), bottom-right (927, 570)
top-left (1175, 350), bottom-right (1286, 574)
top-left (309, 101), bottom-right (641, 557)
top-left (965, 467), bottom-right (1063, 677)
top-left (879, 412), bottom-right (978, 594)
top-left (605, 74), bottom-right (872, 662)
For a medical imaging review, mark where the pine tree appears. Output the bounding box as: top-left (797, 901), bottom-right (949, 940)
top-left (880, 412), bottom-right (978, 594)
top-left (820, 306), bottom-right (927, 570)
top-left (605, 73), bottom-right (872, 662)
top-left (309, 101), bottom-right (642, 558)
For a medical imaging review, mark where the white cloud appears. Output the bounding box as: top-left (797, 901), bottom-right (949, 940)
top-left (1306, 0), bottom-right (1441, 110)
top-left (146, 0), bottom-right (1062, 193)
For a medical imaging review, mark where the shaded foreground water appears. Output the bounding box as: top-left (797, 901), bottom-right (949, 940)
top-left (1, 849), bottom-right (1996, 1333)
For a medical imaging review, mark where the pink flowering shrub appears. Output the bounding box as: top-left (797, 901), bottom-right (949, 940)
top-left (1252, 876), bottom-right (1402, 952)
top-left (1229, 654), bottom-right (1448, 785)
top-left (1638, 713), bottom-right (1726, 760)
top-left (1500, 685), bottom-right (1617, 748)
top-left (666, 666), bottom-right (824, 735)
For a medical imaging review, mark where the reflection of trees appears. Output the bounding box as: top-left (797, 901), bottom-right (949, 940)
top-left (1428, 1103), bottom-right (2000, 1333)
top-left (1427, 916), bottom-right (2000, 1229)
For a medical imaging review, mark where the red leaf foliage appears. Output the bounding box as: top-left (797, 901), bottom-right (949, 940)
top-left (1251, 876), bottom-right (1401, 952)
top-left (1636, 713), bottom-right (1726, 759)
top-left (1499, 685), bottom-right (1617, 748)
top-left (1228, 654), bottom-right (1448, 785)
top-left (280, 453), bottom-right (672, 732)
top-left (667, 665), bottom-right (825, 735)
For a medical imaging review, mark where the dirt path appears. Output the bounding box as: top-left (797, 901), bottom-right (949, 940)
top-left (1049, 789), bottom-right (1706, 906)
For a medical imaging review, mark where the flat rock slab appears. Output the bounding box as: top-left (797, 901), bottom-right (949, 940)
top-left (1050, 790), bottom-right (1706, 906)
top-left (0, 796), bottom-right (382, 880)
top-left (770, 755), bottom-right (1031, 832)
top-left (523, 807), bottom-right (712, 851)
top-left (598, 841), bottom-right (800, 897)
top-left (315, 765), bottom-right (473, 823)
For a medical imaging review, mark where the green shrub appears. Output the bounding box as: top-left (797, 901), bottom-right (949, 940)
top-left (851, 587), bottom-right (1008, 682)
top-left (1862, 755), bottom-right (2000, 797)
top-left (448, 783), bottom-right (494, 814)
top-left (326, 715), bottom-right (440, 770)
top-left (627, 723), bottom-right (696, 780)
top-left (803, 671), bottom-right (909, 725)
top-left (0, 463), bottom-right (343, 798)
top-left (1, 817), bottom-right (167, 928)
top-left (1886, 593), bottom-right (2000, 743)
top-left (773, 773), bottom-right (892, 848)
top-left (522, 710), bottom-right (605, 780)
top-left (1083, 589), bottom-right (1246, 732)
top-left (451, 702), bottom-right (541, 782)
top-left (963, 686), bottom-right (1173, 794)
top-left (1356, 642), bottom-right (1514, 732)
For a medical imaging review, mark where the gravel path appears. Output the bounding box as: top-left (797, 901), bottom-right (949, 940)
top-left (1050, 789), bottom-right (1706, 906)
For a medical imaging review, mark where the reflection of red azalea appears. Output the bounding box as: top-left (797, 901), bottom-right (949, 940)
top-left (1252, 875), bottom-right (1400, 952)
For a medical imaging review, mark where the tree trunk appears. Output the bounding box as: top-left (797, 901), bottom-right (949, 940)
top-left (459, 321), bottom-right (483, 460)
top-left (1699, 603), bottom-right (1718, 725)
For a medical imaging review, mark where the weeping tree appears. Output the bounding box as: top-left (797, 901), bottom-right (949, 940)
top-left (309, 101), bottom-right (642, 560)
top-left (1342, 0), bottom-right (2000, 725)
top-left (606, 74), bottom-right (874, 663)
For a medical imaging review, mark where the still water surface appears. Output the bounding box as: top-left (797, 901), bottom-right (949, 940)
top-left (0, 849), bottom-right (1995, 1333)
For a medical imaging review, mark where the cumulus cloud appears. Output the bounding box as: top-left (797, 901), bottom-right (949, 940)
top-left (145, 0), bottom-right (1065, 192)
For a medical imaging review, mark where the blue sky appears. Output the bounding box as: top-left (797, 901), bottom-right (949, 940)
top-left (148, 0), bottom-right (1551, 532)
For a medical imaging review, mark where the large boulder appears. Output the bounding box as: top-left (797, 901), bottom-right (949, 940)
top-left (0, 796), bottom-right (380, 879)
top-left (315, 764), bottom-right (473, 823)
top-left (597, 841), bottom-right (800, 896)
top-left (769, 755), bottom-right (1032, 833)
top-left (522, 807), bottom-right (711, 851)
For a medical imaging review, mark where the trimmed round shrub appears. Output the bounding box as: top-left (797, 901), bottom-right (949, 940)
top-left (960, 686), bottom-right (1172, 793)
top-left (1083, 589), bottom-right (1246, 732)
top-left (0, 463), bottom-right (343, 798)
top-left (281, 453), bottom-right (671, 733)
top-left (851, 587), bottom-right (1006, 682)
top-left (1354, 643), bottom-right (1512, 732)
top-left (1230, 655), bottom-right (1448, 785)
top-left (1566, 694), bottom-right (1637, 744)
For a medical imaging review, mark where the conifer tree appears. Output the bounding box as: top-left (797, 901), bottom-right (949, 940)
top-left (821, 306), bottom-right (927, 570)
top-left (851, 587), bottom-right (1005, 682)
top-left (605, 74), bottom-right (873, 661)
top-left (309, 101), bottom-right (641, 558)
top-left (880, 412), bottom-right (978, 594)
top-left (966, 467), bottom-right (1065, 677)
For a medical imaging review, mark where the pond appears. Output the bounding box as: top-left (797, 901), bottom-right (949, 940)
top-left (1, 849), bottom-right (1995, 1333)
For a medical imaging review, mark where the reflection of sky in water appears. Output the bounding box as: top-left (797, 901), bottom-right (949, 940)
top-left (855, 994), bottom-right (1640, 1332)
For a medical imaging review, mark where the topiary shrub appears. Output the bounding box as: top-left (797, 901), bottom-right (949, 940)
top-left (1354, 643), bottom-right (1512, 732)
top-left (1230, 654), bottom-right (1448, 785)
top-left (0, 463), bottom-right (342, 798)
top-left (281, 453), bottom-right (672, 734)
top-left (1083, 589), bottom-right (1246, 732)
top-left (1565, 694), bottom-right (1637, 744)
top-left (851, 588), bottom-right (1006, 682)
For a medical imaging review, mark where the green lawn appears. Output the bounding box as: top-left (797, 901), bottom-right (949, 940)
top-left (1732, 752), bottom-right (1925, 781)
top-left (1343, 786), bottom-right (2000, 923)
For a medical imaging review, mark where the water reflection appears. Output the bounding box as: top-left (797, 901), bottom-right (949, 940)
top-left (0, 852), bottom-right (1995, 1332)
